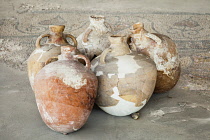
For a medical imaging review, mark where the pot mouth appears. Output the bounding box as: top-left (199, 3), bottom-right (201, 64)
top-left (110, 35), bottom-right (126, 38)
top-left (49, 25), bottom-right (65, 33)
top-left (90, 15), bottom-right (105, 20)
top-left (109, 35), bottom-right (127, 43)
top-left (61, 45), bottom-right (76, 53)
top-left (49, 25), bottom-right (65, 27)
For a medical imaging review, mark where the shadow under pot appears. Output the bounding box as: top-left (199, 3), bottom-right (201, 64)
top-left (33, 46), bottom-right (98, 135)
top-left (91, 35), bottom-right (157, 117)
top-left (27, 25), bottom-right (78, 90)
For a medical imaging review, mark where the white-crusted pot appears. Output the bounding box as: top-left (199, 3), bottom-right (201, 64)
top-left (76, 15), bottom-right (112, 60)
top-left (130, 22), bottom-right (181, 93)
top-left (91, 36), bottom-right (157, 116)
top-left (27, 25), bottom-right (78, 89)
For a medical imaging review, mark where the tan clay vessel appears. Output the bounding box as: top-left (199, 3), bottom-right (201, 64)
top-left (130, 23), bottom-right (180, 93)
top-left (91, 35), bottom-right (157, 117)
top-left (27, 25), bottom-right (77, 89)
top-left (33, 46), bottom-right (98, 134)
top-left (76, 15), bottom-right (112, 60)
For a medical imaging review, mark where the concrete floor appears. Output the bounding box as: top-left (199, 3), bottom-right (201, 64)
top-left (0, 63), bottom-right (210, 140)
top-left (1, 0), bottom-right (210, 140)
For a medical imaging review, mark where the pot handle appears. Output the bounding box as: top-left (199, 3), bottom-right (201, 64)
top-left (145, 33), bottom-right (162, 45)
top-left (74, 55), bottom-right (91, 70)
top-left (100, 48), bottom-right (112, 64)
top-left (130, 37), bottom-right (137, 51)
top-left (35, 34), bottom-right (50, 48)
top-left (45, 56), bottom-right (58, 65)
top-left (82, 29), bottom-right (93, 43)
top-left (66, 34), bottom-right (78, 48)
top-left (104, 22), bottom-right (113, 32)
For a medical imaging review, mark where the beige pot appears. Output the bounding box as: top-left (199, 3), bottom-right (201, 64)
top-left (27, 25), bottom-right (77, 89)
top-left (130, 22), bottom-right (181, 93)
top-left (34, 46), bottom-right (98, 134)
top-left (76, 15), bottom-right (112, 60)
top-left (91, 35), bottom-right (157, 117)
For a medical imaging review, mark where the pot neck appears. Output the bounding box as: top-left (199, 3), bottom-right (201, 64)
top-left (109, 36), bottom-right (130, 56)
top-left (47, 25), bottom-right (69, 45)
top-left (130, 22), bottom-right (148, 35)
top-left (89, 15), bottom-right (109, 34)
top-left (58, 46), bottom-right (77, 61)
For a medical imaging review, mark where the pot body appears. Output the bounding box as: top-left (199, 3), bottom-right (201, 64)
top-left (34, 58), bottom-right (98, 134)
top-left (27, 25), bottom-right (78, 89)
top-left (27, 44), bottom-right (61, 88)
top-left (76, 15), bottom-right (112, 60)
top-left (130, 23), bottom-right (180, 93)
top-left (91, 36), bottom-right (157, 116)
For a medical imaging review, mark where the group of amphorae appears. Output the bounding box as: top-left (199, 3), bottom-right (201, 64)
top-left (27, 15), bottom-right (180, 134)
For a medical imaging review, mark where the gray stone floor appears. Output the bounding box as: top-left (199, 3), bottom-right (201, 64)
top-left (1, 0), bottom-right (210, 140)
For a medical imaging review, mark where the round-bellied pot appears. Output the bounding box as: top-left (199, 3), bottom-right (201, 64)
top-left (130, 22), bottom-right (181, 93)
top-left (76, 15), bottom-right (112, 60)
top-left (33, 46), bottom-right (98, 134)
top-left (27, 25), bottom-right (78, 89)
top-left (91, 35), bottom-right (157, 117)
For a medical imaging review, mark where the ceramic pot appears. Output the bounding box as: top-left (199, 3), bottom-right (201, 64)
top-left (91, 35), bottom-right (157, 117)
top-left (27, 25), bottom-right (78, 89)
top-left (33, 46), bottom-right (98, 134)
top-left (130, 23), bottom-right (180, 93)
top-left (76, 15), bottom-right (112, 60)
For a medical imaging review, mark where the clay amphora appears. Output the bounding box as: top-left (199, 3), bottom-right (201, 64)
top-left (33, 46), bottom-right (98, 134)
top-left (91, 36), bottom-right (157, 117)
top-left (27, 25), bottom-right (77, 89)
top-left (130, 23), bottom-right (180, 93)
top-left (76, 15), bottom-right (112, 60)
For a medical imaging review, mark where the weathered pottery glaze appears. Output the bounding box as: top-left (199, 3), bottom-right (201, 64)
top-left (130, 23), bottom-right (180, 93)
top-left (76, 15), bottom-right (112, 60)
top-left (91, 36), bottom-right (157, 117)
top-left (27, 25), bottom-right (77, 89)
top-left (33, 46), bottom-right (98, 134)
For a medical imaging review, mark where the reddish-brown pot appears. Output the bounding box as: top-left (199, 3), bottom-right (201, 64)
top-left (33, 46), bottom-right (98, 134)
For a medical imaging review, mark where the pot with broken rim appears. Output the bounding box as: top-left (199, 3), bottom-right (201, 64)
top-left (76, 15), bottom-right (112, 60)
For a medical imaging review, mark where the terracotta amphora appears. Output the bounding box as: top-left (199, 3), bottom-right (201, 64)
top-left (76, 15), bottom-right (112, 60)
top-left (91, 35), bottom-right (157, 118)
top-left (130, 23), bottom-right (180, 93)
top-left (33, 46), bottom-right (98, 134)
top-left (27, 25), bottom-right (77, 89)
